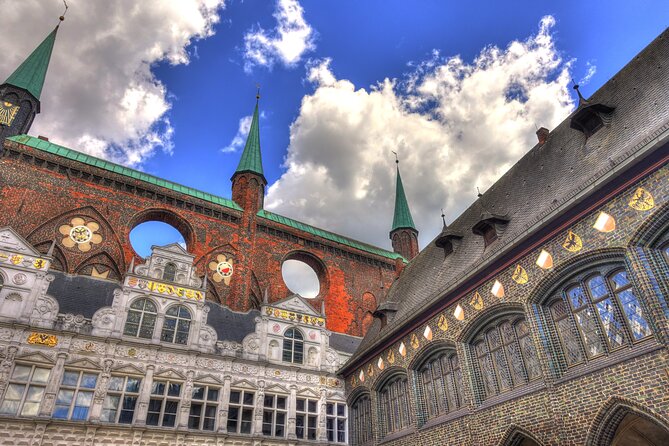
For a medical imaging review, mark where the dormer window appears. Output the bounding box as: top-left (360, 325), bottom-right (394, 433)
top-left (282, 328), bottom-right (304, 364)
top-left (569, 86), bottom-right (615, 138)
top-left (435, 229), bottom-right (463, 257)
top-left (472, 213), bottom-right (509, 247)
top-left (162, 262), bottom-right (177, 282)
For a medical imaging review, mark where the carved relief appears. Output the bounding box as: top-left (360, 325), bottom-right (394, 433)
top-left (199, 325), bottom-right (218, 349)
top-left (30, 295), bottom-right (59, 326)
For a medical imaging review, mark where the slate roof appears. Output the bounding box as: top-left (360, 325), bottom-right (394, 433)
top-left (4, 26), bottom-right (58, 100)
top-left (344, 28), bottom-right (669, 371)
top-left (329, 332), bottom-right (363, 355)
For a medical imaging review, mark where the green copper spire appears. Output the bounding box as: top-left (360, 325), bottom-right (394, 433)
top-left (391, 164), bottom-right (416, 231)
top-left (4, 25), bottom-right (59, 100)
top-left (234, 96), bottom-right (264, 179)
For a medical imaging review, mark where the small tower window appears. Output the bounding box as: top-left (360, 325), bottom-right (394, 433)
top-left (163, 263), bottom-right (177, 282)
top-left (160, 305), bottom-right (192, 345)
top-left (123, 298), bottom-right (158, 339)
top-left (282, 328), bottom-right (304, 364)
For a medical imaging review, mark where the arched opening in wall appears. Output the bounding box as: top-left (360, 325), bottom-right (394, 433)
top-left (130, 222), bottom-right (186, 258)
top-left (609, 414), bottom-right (669, 446)
top-left (281, 252), bottom-right (327, 299)
top-left (128, 209), bottom-right (194, 258)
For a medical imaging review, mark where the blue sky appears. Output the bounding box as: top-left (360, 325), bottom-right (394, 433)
top-left (3, 0), bottom-right (668, 259)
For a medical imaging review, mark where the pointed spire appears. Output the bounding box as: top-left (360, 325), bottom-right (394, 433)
top-left (234, 91), bottom-right (265, 180)
top-left (441, 209), bottom-right (447, 229)
top-left (4, 25), bottom-right (60, 100)
top-left (391, 157), bottom-right (416, 232)
top-left (127, 257), bottom-right (135, 273)
top-left (46, 239), bottom-right (56, 257)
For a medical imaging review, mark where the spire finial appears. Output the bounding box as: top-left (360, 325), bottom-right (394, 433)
top-left (441, 209), bottom-right (447, 228)
top-left (47, 239), bottom-right (56, 256)
top-left (391, 150), bottom-right (399, 165)
top-left (59, 0), bottom-right (68, 22)
top-left (477, 187), bottom-right (483, 198)
top-left (572, 78), bottom-right (585, 103)
top-left (256, 83), bottom-right (261, 102)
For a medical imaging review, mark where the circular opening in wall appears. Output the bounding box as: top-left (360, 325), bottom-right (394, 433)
top-left (281, 259), bottom-right (320, 298)
top-left (130, 221), bottom-right (186, 258)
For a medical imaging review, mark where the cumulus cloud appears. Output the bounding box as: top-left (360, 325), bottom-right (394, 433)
top-left (0, 0), bottom-right (226, 167)
top-left (244, 0), bottom-right (315, 70)
top-left (266, 16), bottom-right (575, 250)
top-left (579, 61), bottom-right (597, 85)
top-left (222, 114), bottom-right (253, 153)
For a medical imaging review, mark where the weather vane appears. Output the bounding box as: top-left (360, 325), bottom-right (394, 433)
top-left (391, 150), bottom-right (399, 164)
top-left (60, 0), bottom-right (68, 22)
top-left (256, 83), bottom-right (261, 100)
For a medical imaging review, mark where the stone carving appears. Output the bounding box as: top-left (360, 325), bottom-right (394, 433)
top-left (4, 292), bottom-right (22, 302)
top-left (11, 272), bottom-right (27, 285)
top-left (30, 295), bottom-right (59, 326)
top-left (60, 313), bottom-right (88, 332)
top-left (243, 333), bottom-right (260, 353)
top-left (91, 307), bottom-right (117, 335)
top-left (198, 325), bottom-right (218, 349)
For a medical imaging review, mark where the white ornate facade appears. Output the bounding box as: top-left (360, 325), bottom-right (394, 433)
top-left (0, 228), bottom-right (354, 445)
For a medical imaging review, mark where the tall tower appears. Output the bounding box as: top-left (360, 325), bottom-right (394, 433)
top-left (231, 93), bottom-right (266, 213)
top-left (389, 160), bottom-right (419, 260)
top-left (0, 22), bottom-right (61, 141)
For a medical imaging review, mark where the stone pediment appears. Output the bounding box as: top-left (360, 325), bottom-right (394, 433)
top-left (231, 379), bottom-right (256, 390)
top-left (16, 351), bottom-right (54, 364)
top-left (0, 227), bottom-right (41, 256)
top-left (152, 243), bottom-right (194, 260)
top-left (296, 387), bottom-right (320, 398)
top-left (269, 294), bottom-right (320, 316)
top-left (112, 363), bottom-right (145, 375)
top-left (154, 368), bottom-right (186, 380)
top-left (194, 373), bottom-right (222, 385)
top-left (65, 358), bottom-right (101, 370)
top-left (265, 383), bottom-right (290, 394)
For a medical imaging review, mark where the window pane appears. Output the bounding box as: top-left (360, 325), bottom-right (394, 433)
top-left (567, 286), bottom-right (588, 309)
top-left (229, 391), bottom-right (240, 404)
top-left (108, 377), bottom-right (124, 391)
top-left (243, 392), bottom-right (254, 405)
top-left (192, 386), bottom-right (205, 401)
top-left (167, 383), bottom-right (181, 397)
top-left (277, 396), bottom-right (286, 409)
top-left (62, 371), bottom-right (79, 386)
top-left (126, 378), bottom-right (141, 393)
top-left (617, 289), bottom-right (652, 340)
top-left (207, 388), bottom-right (219, 401)
top-left (610, 271), bottom-right (629, 289)
top-left (575, 308), bottom-right (605, 357)
top-left (80, 374), bottom-right (98, 389)
top-left (32, 368), bottom-right (51, 383)
top-left (595, 299), bottom-right (626, 347)
top-left (587, 276), bottom-right (608, 299)
top-left (11, 365), bottom-right (31, 381)
top-left (151, 382), bottom-right (165, 395)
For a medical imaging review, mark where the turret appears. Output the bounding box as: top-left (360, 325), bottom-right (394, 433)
top-left (389, 159), bottom-right (419, 260)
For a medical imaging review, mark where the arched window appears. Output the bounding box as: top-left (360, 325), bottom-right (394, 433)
top-left (123, 298), bottom-right (157, 339)
top-left (160, 306), bottom-right (191, 345)
top-left (417, 350), bottom-right (464, 420)
top-left (548, 267), bottom-right (652, 367)
top-left (471, 316), bottom-right (541, 401)
top-left (162, 263), bottom-right (177, 282)
top-left (350, 394), bottom-right (372, 446)
top-left (377, 374), bottom-right (412, 436)
top-left (282, 328), bottom-right (304, 364)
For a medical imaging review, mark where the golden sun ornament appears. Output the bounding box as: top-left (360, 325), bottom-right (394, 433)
top-left (208, 254), bottom-right (234, 285)
top-left (58, 217), bottom-right (102, 252)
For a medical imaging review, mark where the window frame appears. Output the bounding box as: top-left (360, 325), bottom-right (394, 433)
top-left (0, 363), bottom-right (51, 417)
top-left (146, 379), bottom-right (182, 427)
top-left (295, 397), bottom-right (319, 440)
top-left (227, 389), bottom-right (255, 434)
top-left (163, 262), bottom-right (177, 282)
top-left (547, 265), bottom-right (653, 371)
top-left (101, 374), bottom-right (142, 424)
top-left (377, 374), bottom-right (412, 437)
top-left (282, 328), bottom-right (304, 364)
top-left (262, 393), bottom-right (288, 438)
top-left (416, 349), bottom-right (464, 421)
top-left (123, 297), bottom-right (158, 339)
top-left (350, 393), bottom-right (372, 446)
top-left (52, 369), bottom-right (99, 421)
top-left (326, 401), bottom-right (347, 443)
top-left (160, 305), bottom-right (192, 345)
top-left (188, 383), bottom-right (220, 431)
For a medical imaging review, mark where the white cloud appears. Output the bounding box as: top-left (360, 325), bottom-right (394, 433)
top-left (266, 16), bottom-right (575, 250)
top-left (244, 0), bottom-right (315, 70)
top-left (222, 114), bottom-right (253, 153)
top-left (579, 61), bottom-right (597, 85)
top-left (0, 0), bottom-right (226, 167)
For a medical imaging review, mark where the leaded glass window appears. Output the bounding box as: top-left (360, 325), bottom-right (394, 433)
top-left (282, 328), bottom-right (304, 364)
top-left (472, 316), bottom-right (540, 400)
top-left (53, 370), bottom-right (98, 421)
top-left (101, 375), bottom-right (141, 424)
top-left (160, 305), bottom-right (191, 345)
top-left (123, 298), bottom-right (157, 339)
top-left (350, 394), bottom-right (372, 446)
top-left (262, 393), bottom-right (287, 437)
top-left (418, 350), bottom-right (464, 420)
top-left (378, 375), bottom-right (412, 436)
top-left (549, 267), bottom-right (652, 369)
top-left (147, 380), bottom-right (182, 427)
top-left (326, 402), bottom-right (347, 443)
top-left (0, 364), bottom-right (50, 416)
top-left (296, 397), bottom-right (318, 440)
top-left (163, 262), bottom-right (177, 282)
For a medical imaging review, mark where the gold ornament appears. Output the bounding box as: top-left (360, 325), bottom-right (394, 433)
top-left (0, 101), bottom-right (20, 126)
top-left (27, 332), bottom-right (58, 347)
top-left (628, 187), bottom-right (654, 211)
top-left (470, 291), bottom-right (485, 310)
top-left (437, 314), bottom-right (449, 331)
top-left (512, 265), bottom-right (529, 284)
top-left (59, 218), bottom-right (102, 252)
top-left (208, 254), bottom-right (234, 285)
top-left (562, 231), bottom-right (583, 252)
top-left (410, 333), bottom-right (419, 350)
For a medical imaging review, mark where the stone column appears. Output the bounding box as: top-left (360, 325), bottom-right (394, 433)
top-left (0, 346), bottom-right (18, 400)
top-left (39, 351), bottom-right (67, 416)
top-left (178, 370), bottom-right (195, 428)
top-left (317, 387), bottom-right (328, 442)
top-left (253, 380), bottom-right (266, 435)
top-left (217, 375), bottom-right (231, 433)
top-left (89, 359), bottom-right (114, 422)
top-left (134, 364), bottom-right (155, 425)
top-left (287, 384), bottom-right (297, 440)
top-left (152, 315), bottom-right (165, 344)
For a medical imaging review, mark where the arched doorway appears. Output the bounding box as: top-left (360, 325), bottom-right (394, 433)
top-left (610, 413), bottom-right (669, 446)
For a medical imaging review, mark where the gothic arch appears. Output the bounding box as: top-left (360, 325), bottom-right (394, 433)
top-left (128, 208), bottom-right (196, 252)
top-left (585, 396), bottom-right (669, 446)
top-left (34, 242), bottom-right (67, 272)
top-left (526, 248), bottom-right (627, 306)
top-left (281, 250), bottom-right (330, 299)
top-left (74, 251), bottom-right (122, 281)
top-left (497, 425), bottom-right (543, 446)
top-left (347, 385), bottom-right (372, 406)
top-left (408, 339), bottom-right (457, 371)
top-left (372, 365), bottom-right (407, 391)
top-left (629, 201), bottom-right (669, 247)
top-left (456, 301), bottom-right (525, 343)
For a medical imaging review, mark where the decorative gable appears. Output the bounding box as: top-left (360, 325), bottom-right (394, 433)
top-left (270, 294), bottom-right (320, 316)
top-left (265, 383), bottom-right (290, 394)
top-left (296, 387), bottom-right (320, 398)
top-left (65, 358), bottom-right (101, 370)
top-left (112, 363), bottom-right (145, 375)
top-left (194, 373), bottom-right (222, 385)
top-left (154, 368), bottom-right (186, 380)
top-left (0, 227), bottom-right (41, 256)
top-left (231, 379), bottom-right (257, 390)
top-left (16, 351), bottom-right (55, 364)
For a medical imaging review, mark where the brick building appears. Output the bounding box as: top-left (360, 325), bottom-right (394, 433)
top-left (0, 16), bottom-right (419, 446)
top-left (340, 29), bottom-right (669, 446)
